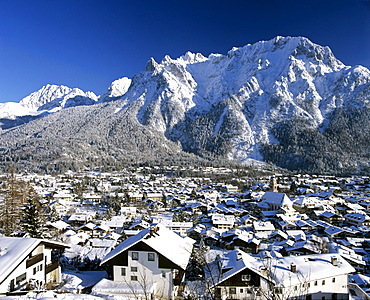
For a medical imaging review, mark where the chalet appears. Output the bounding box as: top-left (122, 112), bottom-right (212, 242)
top-left (154, 220), bottom-right (193, 237)
top-left (82, 193), bottom-right (102, 206)
top-left (253, 221), bottom-right (275, 238)
top-left (0, 237), bottom-right (68, 295)
top-left (95, 224), bottom-right (194, 299)
top-left (316, 210), bottom-right (344, 226)
top-left (232, 234), bottom-right (260, 254)
top-left (203, 249), bottom-right (355, 300)
top-left (343, 212), bottom-right (370, 227)
top-left (211, 214), bottom-right (235, 230)
top-left (68, 211), bottom-right (96, 226)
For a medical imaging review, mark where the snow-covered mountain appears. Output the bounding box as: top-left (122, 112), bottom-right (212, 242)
top-left (0, 84), bottom-right (98, 120)
top-left (100, 77), bottom-right (132, 102)
top-left (116, 36), bottom-right (370, 164)
top-left (1, 36), bottom-right (369, 174)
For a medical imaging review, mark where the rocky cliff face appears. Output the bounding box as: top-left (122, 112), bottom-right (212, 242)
top-left (1, 36), bottom-right (369, 174)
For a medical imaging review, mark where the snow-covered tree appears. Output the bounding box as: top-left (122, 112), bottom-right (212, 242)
top-left (19, 187), bottom-right (46, 238)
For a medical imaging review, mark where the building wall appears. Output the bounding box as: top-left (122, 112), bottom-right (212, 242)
top-left (214, 271), bottom-right (350, 300)
top-left (113, 250), bottom-right (173, 300)
top-left (0, 243), bottom-right (61, 295)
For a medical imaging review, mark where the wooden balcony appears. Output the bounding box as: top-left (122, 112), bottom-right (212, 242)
top-left (26, 253), bottom-right (43, 268)
top-left (46, 260), bottom-right (59, 274)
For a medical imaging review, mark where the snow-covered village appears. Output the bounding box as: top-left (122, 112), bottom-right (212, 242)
top-left (0, 166), bottom-right (370, 300)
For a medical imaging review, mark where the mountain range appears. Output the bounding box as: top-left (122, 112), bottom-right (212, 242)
top-left (1, 36), bottom-right (369, 174)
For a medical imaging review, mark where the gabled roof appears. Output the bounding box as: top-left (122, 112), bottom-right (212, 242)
top-left (101, 223), bottom-right (194, 270)
top-left (208, 250), bottom-right (355, 288)
top-left (0, 237), bottom-right (68, 286)
top-left (261, 192), bottom-right (293, 206)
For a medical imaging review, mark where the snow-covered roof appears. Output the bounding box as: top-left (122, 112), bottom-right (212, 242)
top-left (261, 192), bottom-right (293, 206)
top-left (0, 236), bottom-right (68, 285)
top-left (209, 250), bottom-right (355, 288)
top-left (101, 223), bottom-right (194, 270)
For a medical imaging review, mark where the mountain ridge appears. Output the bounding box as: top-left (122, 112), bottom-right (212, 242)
top-left (0, 36), bottom-right (369, 174)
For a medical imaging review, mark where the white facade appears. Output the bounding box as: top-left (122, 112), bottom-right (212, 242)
top-left (113, 250), bottom-right (174, 299)
top-left (0, 237), bottom-right (66, 295)
top-left (100, 224), bottom-right (194, 300)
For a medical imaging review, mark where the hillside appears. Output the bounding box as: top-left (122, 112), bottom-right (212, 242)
top-left (0, 36), bottom-right (369, 174)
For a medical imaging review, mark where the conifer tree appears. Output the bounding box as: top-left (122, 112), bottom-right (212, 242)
top-left (19, 187), bottom-right (45, 238)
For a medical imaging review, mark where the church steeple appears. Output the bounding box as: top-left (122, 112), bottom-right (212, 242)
top-left (270, 175), bottom-right (278, 193)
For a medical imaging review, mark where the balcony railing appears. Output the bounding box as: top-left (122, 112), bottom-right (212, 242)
top-left (46, 260), bottom-right (59, 274)
top-left (26, 253), bottom-right (43, 268)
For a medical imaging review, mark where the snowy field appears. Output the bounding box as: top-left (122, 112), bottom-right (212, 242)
top-left (0, 271), bottom-right (129, 300)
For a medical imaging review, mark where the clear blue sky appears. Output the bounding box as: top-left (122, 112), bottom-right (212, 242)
top-left (0, 0), bottom-right (369, 103)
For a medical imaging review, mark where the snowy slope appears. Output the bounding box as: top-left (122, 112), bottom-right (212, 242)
top-left (1, 36), bottom-right (370, 173)
top-left (115, 36), bottom-right (369, 162)
top-left (0, 84), bottom-right (98, 120)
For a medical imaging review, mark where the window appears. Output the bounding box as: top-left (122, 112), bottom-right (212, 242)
top-left (240, 289), bottom-right (243, 293)
top-left (131, 267), bottom-right (137, 272)
top-left (241, 274), bottom-right (251, 281)
top-left (314, 281), bottom-right (318, 286)
top-left (16, 273), bottom-right (26, 284)
top-left (39, 264), bottom-right (43, 271)
top-left (332, 277), bottom-right (336, 283)
top-left (131, 275), bottom-right (138, 281)
top-left (161, 271), bottom-right (166, 278)
top-left (121, 268), bottom-right (126, 276)
top-left (229, 288), bottom-right (236, 294)
top-left (33, 267), bottom-right (36, 275)
top-left (274, 287), bottom-right (282, 294)
top-left (322, 280), bottom-right (325, 286)
top-left (148, 253), bottom-right (155, 261)
top-left (132, 252), bottom-right (139, 260)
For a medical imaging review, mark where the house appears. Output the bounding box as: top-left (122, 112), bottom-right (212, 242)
top-left (0, 236), bottom-right (68, 295)
top-left (258, 192), bottom-right (295, 213)
top-left (211, 214), bottom-right (236, 230)
top-left (95, 223), bottom-right (195, 299)
top-left (253, 221), bottom-right (275, 238)
top-left (202, 249), bottom-right (355, 300)
top-left (343, 212), bottom-right (370, 227)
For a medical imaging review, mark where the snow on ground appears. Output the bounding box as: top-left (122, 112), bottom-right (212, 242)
top-left (0, 271), bottom-right (112, 300)
top-left (58, 271), bottom-right (108, 293)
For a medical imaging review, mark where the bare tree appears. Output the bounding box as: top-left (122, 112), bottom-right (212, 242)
top-left (123, 267), bottom-right (166, 300)
top-left (256, 257), bottom-right (311, 300)
top-left (0, 170), bottom-right (28, 235)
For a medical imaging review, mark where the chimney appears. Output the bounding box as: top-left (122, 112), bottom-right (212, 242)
top-left (290, 263), bottom-right (297, 273)
top-left (331, 256), bottom-right (338, 266)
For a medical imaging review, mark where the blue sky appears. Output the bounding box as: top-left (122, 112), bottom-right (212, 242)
top-left (0, 0), bottom-right (369, 103)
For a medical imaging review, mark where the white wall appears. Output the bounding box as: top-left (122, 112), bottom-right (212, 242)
top-left (113, 250), bottom-right (173, 300)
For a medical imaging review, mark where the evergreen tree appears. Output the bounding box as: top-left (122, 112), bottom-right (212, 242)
top-left (186, 239), bottom-right (208, 281)
top-left (19, 187), bottom-right (45, 238)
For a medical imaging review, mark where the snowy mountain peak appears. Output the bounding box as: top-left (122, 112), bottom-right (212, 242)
top-left (145, 57), bottom-right (160, 72)
top-left (0, 84), bottom-right (99, 120)
top-left (100, 77), bottom-right (132, 102)
top-left (19, 84), bottom-right (98, 111)
top-left (1, 36), bottom-right (370, 174)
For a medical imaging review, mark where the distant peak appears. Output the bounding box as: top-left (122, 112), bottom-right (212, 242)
top-left (180, 51), bottom-right (207, 64)
top-left (145, 57), bottom-right (159, 72)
